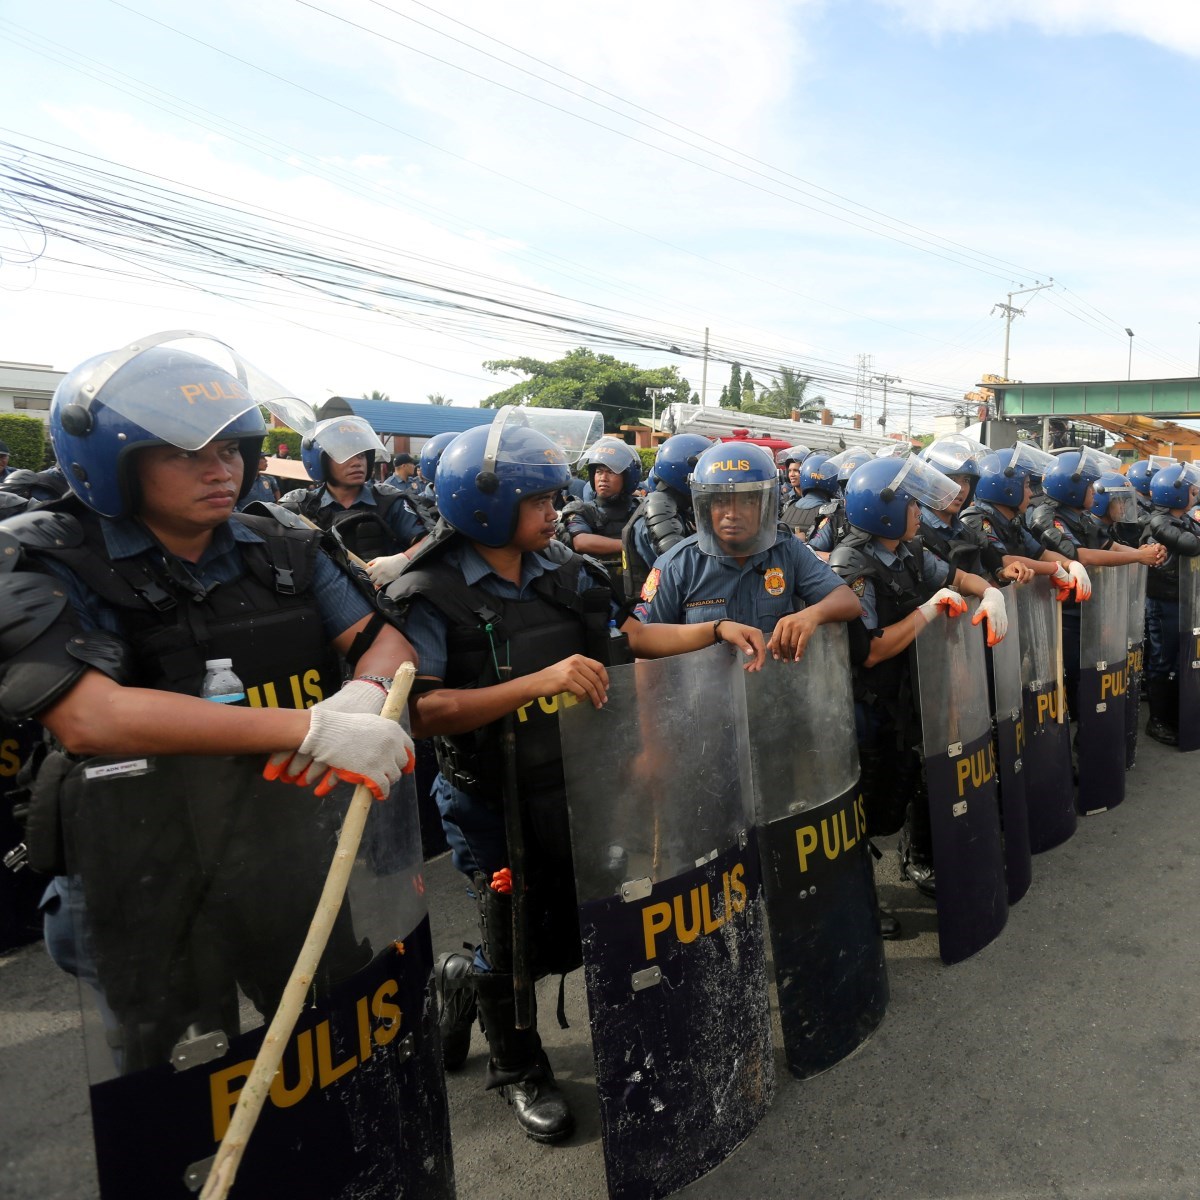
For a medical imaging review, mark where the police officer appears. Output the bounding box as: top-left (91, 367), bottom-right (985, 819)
top-left (417, 431), bottom-right (459, 505)
top-left (557, 436), bottom-right (641, 582)
top-left (236, 451), bottom-right (281, 509)
top-left (280, 415), bottom-right (429, 561)
top-left (1027, 448), bottom-right (1164, 718)
top-left (379, 451), bottom-right (420, 496)
top-left (781, 451), bottom-right (839, 541)
top-left (0, 332), bottom-right (417, 1072)
top-left (776, 445), bottom-right (811, 503)
top-left (1091, 471), bottom-right (1142, 547)
top-left (382, 416), bottom-right (764, 1144)
top-left (1142, 462), bottom-right (1200, 743)
top-left (621, 432), bottom-right (711, 601)
top-left (636, 442), bottom-right (861, 659)
top-left (805, 448), bottom-right (870, 553)
top-left (961, 447), bottom-right (1088, 593)
top-left (830, 455), bottom-right (1009, 901)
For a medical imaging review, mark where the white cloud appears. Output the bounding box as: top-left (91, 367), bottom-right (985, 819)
top-left (873, 0), bottom-right (1200, 57)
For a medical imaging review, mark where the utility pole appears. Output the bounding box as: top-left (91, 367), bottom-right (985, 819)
top-left (993, 279), bottom-right (1054, 378)
top-left (873, 374), bottom-right (900, 433)
top-left (906, 391), bottom-right (914, 443)
top-left (1125, 328), bottom-right (1134, 380)
top-left (646, 387), bottom-right (668, 432)
top-left (700, 327), bottom-right (709, 406)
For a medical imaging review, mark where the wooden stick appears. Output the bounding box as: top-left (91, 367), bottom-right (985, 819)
top-left (200, 663), bottom-right (417, 1200)
top-left (1055, 596), bottom-right (1066, 725)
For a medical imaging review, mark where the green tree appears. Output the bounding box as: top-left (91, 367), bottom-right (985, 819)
top-left (742, 366), bottom-right (825, 421)
top-left (362, 389), bottom-right (390, 402)
top-left (742, 371), bottom-right (756, 407)
top-left (719, 385), bottom-right (729, 407)
top-left (481, 347), bottom-right (691, 428)
top-left (426, 392), bottom-right (452, 406)
top-left (723, 363), bottom-right (743, 410)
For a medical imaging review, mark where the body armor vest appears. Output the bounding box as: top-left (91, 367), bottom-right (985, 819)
top-left (961, 502), bottom-right (1025, 556)
top-left (290, 484), bottom-right (419, 563)
top-left (621, 488), bottom-right (693, 601)
top-left (1146, 510), bottom-right (1200, 600)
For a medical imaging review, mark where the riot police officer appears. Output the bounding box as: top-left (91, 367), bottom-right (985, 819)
top-left (236, 451), bottom-right (280, 509)
top-left (621, 432), bottom-right (711, 601)
top-left (830, 455), bottom-right (1009, 900)
top-left (417, 430), bottom-right (459, 507)
top-left (382, 414), bottom-right (764, 1144)
top-left (781, 451), bottom-right (839, 540)
top-left (776, 445), bottom-right (811, 503)
top-left (1091, 471), bottom-right (1142, 547)
top-left (0, 332), bottom-right (417, 1073)
top-left (557, 436), bottom-right (641, 582)
top-left (279, 415), bottom-right (430, 562)
top-left (636, 442), bottom-right (861, 657)
top-left (1143, 461), bottom-right (1200, 743)
top-left (805, 448), bottom-right (870, 553)
top-left (1027, 448), bottom-right (1164, 717)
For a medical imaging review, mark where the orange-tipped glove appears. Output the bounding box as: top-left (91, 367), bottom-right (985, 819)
top-left (264, 680), bottom-right (385, 785)
top-left (264, 707), bottom-right (415, 801)
top-left (971, 586), bottom-right (1009, 646)
top-left (490, 867), bottom-right (513, 895)
top-left (917, 587), bottom-right (969, 625)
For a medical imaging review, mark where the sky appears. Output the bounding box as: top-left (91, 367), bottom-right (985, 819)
top-left (1, 0), bottom-right (1198, 434)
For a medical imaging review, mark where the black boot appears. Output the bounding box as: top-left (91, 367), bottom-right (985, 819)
top-left (474, 971), bottom-right (574, 1144)
top-left (878, 906), bottom-right (902, 940)
top-left (899, 801), bottom-right (936, 899)
top-left (1146, 678), bottom-right (1178, 746)
top-left (434, 950), bottom-right (477, 1071)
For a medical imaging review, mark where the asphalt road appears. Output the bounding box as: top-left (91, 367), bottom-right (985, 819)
top-left (3, 732), bottom-right (1198, 1200)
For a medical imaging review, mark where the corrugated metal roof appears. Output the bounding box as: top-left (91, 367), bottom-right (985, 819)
top-left (336, 398), bottom-right (496, 436)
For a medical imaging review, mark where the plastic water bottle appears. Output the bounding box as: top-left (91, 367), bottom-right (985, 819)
top-left (200, 658), bottom-right (246, 704)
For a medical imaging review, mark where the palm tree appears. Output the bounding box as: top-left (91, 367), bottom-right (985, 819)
top-left (362, 389), bottom-right (390, 402)
top-left (426, 392), bottom-right (452, 406)
top-left (755, 366), bottom-right (824, 421)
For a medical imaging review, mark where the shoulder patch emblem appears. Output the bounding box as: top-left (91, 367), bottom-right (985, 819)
top-left (1053, 519), bottom-right (1068, 534)
top-left (640, 567), bottom-right (661, 602)
top-left (763, 566), bottom-right (786, 596)
top-left (851, 576), bottom-right (867, 597)
top-left (981, 519), bottom-right (993, 535)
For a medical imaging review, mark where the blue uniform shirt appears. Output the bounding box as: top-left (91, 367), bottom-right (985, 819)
top-left (973, 500), bottom-right (1044, 558)
top-left (636, 527), bottom-right (846, 634)
top-left (40, 515), bottom-right (371, 642)
top-left (236, 474), bottom-right (279, 510)
top-left (398, 541), bottom-right (619, 683)
top-left (318, 481), bottom-right (426, 548)
top-left (849, 541), bottom-right (950, 632)
top-left (378, 474), bottom-right (419, 497)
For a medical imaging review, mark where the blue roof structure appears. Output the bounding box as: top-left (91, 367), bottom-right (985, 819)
top-left (332, 397), bottom-right (496, 437)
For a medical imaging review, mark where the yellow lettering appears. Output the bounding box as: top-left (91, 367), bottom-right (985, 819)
top-left (0, 739), bottom-right (19, 777)
top-left (246, 686), bottom-right (263, 708)
top-left (700, 883), bottom-right (725, 934)
top-left (289, 674), bottom-right (305, 708)
top-left (820, 816), bottom-right (841, 860)
top-left (642, 901), bottom-right (672, 961)
top-left (356, 995), bottom-right (373, 1064)
top-left (315, 1019), bottom-right (356, 1087)
top-left (371, 980), bottom-right (402, 1047)
top-left (261, 681), bottom-right (279, 709)
top-left (515, 701), bottom-right (534, 724)
top-left (956, 757), bottom-right (972, 796)
top-left (537, 693), bottom-right (561, 715)
top-left (179, 383), bottom-right (204, 404)
top-left (795, 825), bottom-right (818, 872)
top-left (303, 670), bottom-right (323, 706)
top-left (729, 862), bottom-right (747, 913)
top-left (269, 1029), bottom-right (314, 1109)
top-left (1015, 718), bottom-right (1026, 756)
top-left (839, 806), bottom-right (858, 853)
top-left (673, 890), bottom-right (702, 945)
top-left (210, 1059), bottom-right (254, 1142)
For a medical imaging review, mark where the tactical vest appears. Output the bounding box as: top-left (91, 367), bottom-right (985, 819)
top-left (918, 514), bottom-right (986, 577)
top-left (33, 507), bottom-right (342, 708)
top-left (560, 496), bottom-right (637, 584)
top-left (290, 484), bottom-right (417, 562)
top-left (1146, 510), bottom-right (1200, 600)
top-left (620, 488), bottom-right (692, 601)
top-left (961, 502), bottom-right (1024, 556)
top-left (389, 549), bottom-right (623, 799)
top-left (830, 536), bottom-right (936, 711)
top-left (812, 500), bottom-right (849, 548)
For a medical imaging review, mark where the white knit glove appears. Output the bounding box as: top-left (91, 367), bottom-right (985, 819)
top-left (366, 552), bottom-right (410, 588)
top-left (971, 586), bottom-right (1008, 646)
top-left (917, 588), bottom-right (969, 625)
top-left (1067, 560), bottom-right (1092, 601)
top-left (295, 707), bottom-right (415, 801)
top-left (264, 680), bottom-right (388, 785)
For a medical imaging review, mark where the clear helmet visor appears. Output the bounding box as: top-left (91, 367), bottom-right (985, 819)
top-left (1098, 485), bottom-right (1137, 522)
top-left (889, 455), bottom-right (961, 512)
top-left (1147, 454), bottom-right (1176, 473)
top-left (1076, 446), bottom-right (1122, 479)
top-left (73, 331), bottom-right (308, 449)
top-left (311, 415), bottom-right (386, 464)
top-left (693, 479), bottom-right (778, 558)
top-left (1178, 462), bottom-right (1200, 489)
top-left (875, 443), bottom-right (911, 459)
top-left (924, 433), bottom-right (986, 475)
top-left (484, 405), bottom-right (603, 469)
top-left (1006, 442), bottom-right (1058, 477)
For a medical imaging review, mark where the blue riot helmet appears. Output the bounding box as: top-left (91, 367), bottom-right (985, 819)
top-left (582, 436), bottom-right (641, 493)
top-left (776, 444), bottom-right (812, 467)
top-left (653, 433), bottom-right (712, 497)
top-left (1149, 461), bottom-right (1200, 510)
top-left (799, 452), bottom-right (838, 499)
top-left (418, 430), bottom-right (460, 489)
top-left (1125, 459), bottom-right (1154, 497)
top-left (845, 455), bottom-right (960, 538)
top-left (974, 452), bottom-right (1027, 508)
top-left (826, 447), bottom-right (873, 489)
top-left (48, 330), bottom-right (296, 519)
top-left (690, 441), bottom-right (779, 557)
top-left (300, 415), bottom-right (387, 483)
top-left (436, 412), bottom-right (571, 547)
top-left (1090, 472), bottom-right (1138, 522)
top-left (1042, 446), bottom-right (1121, 509)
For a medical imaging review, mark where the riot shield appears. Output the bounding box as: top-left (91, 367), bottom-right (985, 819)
top-left (1125, 564), bottom-right (1147, 768)
top-left (560, 645), bottom-right (773, 1200)
top-left (59, 749), bottom-right (453, 1200)
top-left (1015, 577), bottom-right (1076, 852)
top-left (746, 627), bottom-right (887, 1080)
top-left (1179, 555), bottom-right (1200, 753)
top-left (1077, 566), bottom-right (1130, 813)
top-left (989, 586), bottom-right (1031, 905)
top-left (0, 720), bottom-right (42, 950)
top-left (915, 602), bottom-right (1008, 965)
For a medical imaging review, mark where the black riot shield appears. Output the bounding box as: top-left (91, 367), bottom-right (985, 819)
top-left (559, 645), bottom-right (773, 1200)
top-left (915, 602), bottom-right (1008, 965)
top-left (745, 627), bottom-right (887, 1080)
top-left (1125, 564), bottom-right (1147, 768)
top-left (989, 585), bottom-right (1031, 905)
top-left (1178, 555), bottom-right (1200, 753)
top-left (59, 749), bottom-right (453, 1200)
top-left (1015, 577), bottom-right (1076, 852)
top-left (0, 720), bottom-right (42, 950)
top-left (1077, 566), bottom-right (1130, 814)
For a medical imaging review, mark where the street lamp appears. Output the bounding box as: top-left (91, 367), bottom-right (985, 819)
top-left (1125, 328), bottom-right (1134, 381)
